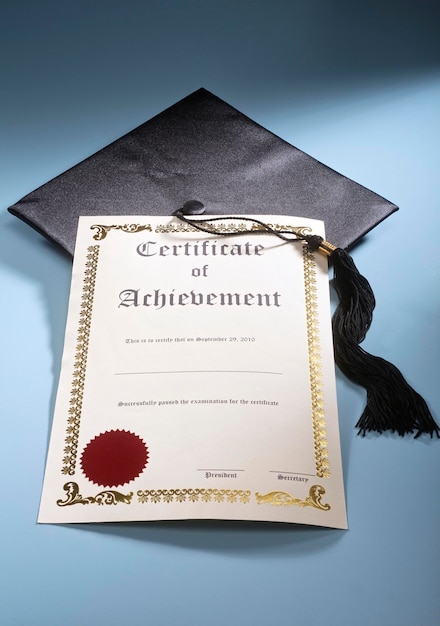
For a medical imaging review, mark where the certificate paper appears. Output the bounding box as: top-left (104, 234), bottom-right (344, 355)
top-left (38, 216), bottom-right (347, 529)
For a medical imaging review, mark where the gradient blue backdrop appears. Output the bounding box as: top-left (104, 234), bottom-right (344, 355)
top-left (1, 2), bottom-right (439, 625)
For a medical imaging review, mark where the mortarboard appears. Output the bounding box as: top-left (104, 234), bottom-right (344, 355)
top-left (9, 88), bottom-right (397, 256)
top-left (7, 88), bottom-right (438, 438)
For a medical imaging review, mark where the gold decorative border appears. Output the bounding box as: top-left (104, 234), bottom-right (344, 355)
top-left (57, 482), bottom-right (133, 507)
top-left (88, 219), bottom-right (312, 240)
top-left (303, 247), bottom-right (330, 478)
top-left (154, 221), bottom-right (313, 236)
top-left (256, 485), bottom-right (330, 511)
top-left (61, 224), bottom-right (330, 479)
top-left (154, 222), bottom-right (258, 234)
top-left (91, 223), bottom-right (152, 240)
top-left (62, 245), bottom-right (100, 475)
top-left (56, 483), bottom-right (329, 511)
top-left (137, 488), bottom-right (251, 504)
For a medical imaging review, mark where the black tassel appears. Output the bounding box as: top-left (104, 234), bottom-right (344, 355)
top-left (331, 247), bottom-right (439, 438)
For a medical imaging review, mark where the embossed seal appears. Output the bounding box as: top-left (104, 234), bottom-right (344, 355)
top-left (80, 430), bottom-right (148, 487)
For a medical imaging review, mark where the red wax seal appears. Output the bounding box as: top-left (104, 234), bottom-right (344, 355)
top-left (80, 430), bottom-right (148, 487)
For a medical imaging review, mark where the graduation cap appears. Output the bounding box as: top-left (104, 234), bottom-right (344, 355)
top-left (9, 88), bottom-right (396, 255)
top-left (8, 88), bottom-right (438, 437)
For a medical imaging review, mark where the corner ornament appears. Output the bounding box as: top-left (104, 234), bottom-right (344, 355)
top-left (56, 482), bottom-right (133, 507)
top-left (90, 224), bottom-right (152, 241)
top-left (255, 485), bottom-right (331, 511)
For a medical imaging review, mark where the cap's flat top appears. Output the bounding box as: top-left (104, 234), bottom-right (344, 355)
top-left (8, 88), bottom-right (397, 255)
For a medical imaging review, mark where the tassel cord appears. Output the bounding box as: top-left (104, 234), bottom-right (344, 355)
top-left (175, 210), bottom-right (324, 248)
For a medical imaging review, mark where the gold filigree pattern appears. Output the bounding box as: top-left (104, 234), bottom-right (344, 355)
top-left (155, 222), bottom-right (198, 234)
top-left (62, 245), bottom-right (100, 476)
top-left (56, 482), bottom-right (133, 506)
top-left (303, 247), bottom-right (330, 478)
top-left (255, 485), bottom-right (331, 511)
top-left (137, 488), bottom-right (251, 504)
top-left (263, 223), bottom-right (312, 238)
top-left (154, 222), bottom-right (263, 234)
top-left (90, 223), bottom-right (152, 240)
top-left (155, 220), bottom-right (312, 237)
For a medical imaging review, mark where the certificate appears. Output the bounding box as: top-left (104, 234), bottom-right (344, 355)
top-left (38, 215), bottom-right (347, 529)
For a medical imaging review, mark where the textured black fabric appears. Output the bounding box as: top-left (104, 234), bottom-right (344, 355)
top-left (8, 88), bottom-right (398, 256)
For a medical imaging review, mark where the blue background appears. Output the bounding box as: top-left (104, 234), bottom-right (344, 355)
top-left (1, 1), bottom-right (439, 624)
